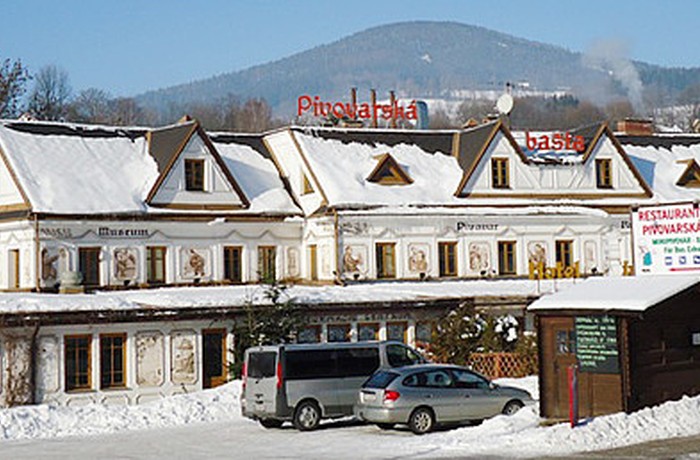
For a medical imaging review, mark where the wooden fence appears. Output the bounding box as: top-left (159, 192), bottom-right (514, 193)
top-left (467, 352), bottom-right (537, 379)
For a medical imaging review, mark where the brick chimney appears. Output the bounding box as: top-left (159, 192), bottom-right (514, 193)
top-left (617, 118), bottom-right (654, 136)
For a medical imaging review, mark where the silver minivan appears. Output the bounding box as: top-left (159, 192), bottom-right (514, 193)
top-left (241, 341), bottom-right (424, 430)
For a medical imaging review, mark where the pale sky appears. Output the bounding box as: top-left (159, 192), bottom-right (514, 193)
top-left (1, 0), bottom-right (698, 96)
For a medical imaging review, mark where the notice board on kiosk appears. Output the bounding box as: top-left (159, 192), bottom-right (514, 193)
top-left (574, 316), bottom-right (619, 374)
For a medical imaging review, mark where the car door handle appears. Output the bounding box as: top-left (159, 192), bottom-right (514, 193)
top-left (423, 394), bottom-right (433, 399)
top-left (464, 394), bottom-right (471, 398)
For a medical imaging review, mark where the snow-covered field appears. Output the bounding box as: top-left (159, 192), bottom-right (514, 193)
top-left (1, 376), bottom-right (699, 459)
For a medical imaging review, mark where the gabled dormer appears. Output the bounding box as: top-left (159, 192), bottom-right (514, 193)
top-left (676, 159), bottom-right (700, 187)
top-left (146, 119), bottom-right (249, 210)
top-left (367, 153), bottom-right (413, 185)
top-left (454, 120), bottom-right (530, 197)
top-left (455, 121), bottom-right (652, 199)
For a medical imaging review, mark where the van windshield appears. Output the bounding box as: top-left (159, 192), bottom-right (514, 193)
top-left (248, 351), bottom-right (276, 379)
top-left (387, 344), bottom-right (424, 367)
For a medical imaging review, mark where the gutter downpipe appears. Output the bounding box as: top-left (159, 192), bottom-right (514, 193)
top-left (333, 209), bottom-right (341, 279)
top-left (29, 322), bottom-right (40, 404)
top-left (33, 213), bottom-right (41, 292)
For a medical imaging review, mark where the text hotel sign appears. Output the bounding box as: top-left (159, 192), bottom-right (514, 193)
top-left (632, 202), bottom-right (700, 275)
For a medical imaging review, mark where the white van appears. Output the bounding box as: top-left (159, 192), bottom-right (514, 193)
top-left (241, 341), bottom-right (425, 430)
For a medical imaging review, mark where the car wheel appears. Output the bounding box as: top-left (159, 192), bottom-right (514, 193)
top-left (502, 400), bottom-right (524, 416)
top-left (376, 423), bottom-right (395, 430)
top-left (408, 407), bottom-right (435, 435)
top-left (259, 418), bottom-right (283, 429)
top-left (293, 400), bottom-right (321, 431)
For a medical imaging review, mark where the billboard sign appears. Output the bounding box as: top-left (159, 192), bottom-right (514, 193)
top-left (631, 201), bottom-right (700, 275)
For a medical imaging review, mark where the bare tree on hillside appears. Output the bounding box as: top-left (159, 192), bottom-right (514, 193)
top-left (68, 88), bottom-right (113, 124)
top-left (677, 83), bottom-right (700, 130)
top-left (110, 97), bottom-right (154, 126)
top-left (238, 98), bottom-right (273, 132)
top-left (28, 65), bottom-right (72, 120)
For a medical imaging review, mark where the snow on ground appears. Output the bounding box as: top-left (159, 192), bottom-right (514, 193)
top-left (0, 382), bottom-right (241, 441)
top-left (2, 375), bottom-right (700, 459)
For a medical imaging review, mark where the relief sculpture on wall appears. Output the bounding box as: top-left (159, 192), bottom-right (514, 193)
top-left (527, 242), bottom-right (547, 266)
top-left (408, 243), bottom-right (429, 274)
top-left (171, 330), bottom-right (196, 384)
top-left (286, 247), bottom-right (300, 279)
top-left (181, 248), bottom-right (208, 280)
top-left (41, 248), bottom-right (59, 283)
top-left (136, 331), bottom-right (164, 387)
top-left (36, 336), bottom-right (59, 398)
top-left (584, 241), bottom-right (598, 274)
top-left (342, 245), bottom-right (367, 278)
top-left (468, 242), bottom-right (491, 274)
top-left (114, 248), bottom-right (138, 282)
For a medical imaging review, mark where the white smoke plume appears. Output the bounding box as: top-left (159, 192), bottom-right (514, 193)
top-left (582, 39), bottom-right (645, 114)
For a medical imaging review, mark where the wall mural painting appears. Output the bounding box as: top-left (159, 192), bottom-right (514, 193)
top-left (286, 247), bottom-right (300, 279)
top-left (181, 248), bottom-right (208, 280)
top-left (407, 243), bottom-right (429, 274)
top-left (36, 335), bottom-right (59, 395)
top-left (320, 244), bottom-right (331, 278)
top-left (527, 241), bottom-right (547, 266)
top-left (41, 248), bottom-right (59, 285)
top-left (171, 330), bottom-right (196, 385)
top-left (136, 331), bottom-right (164, 387)
top-left (342, 245), bottom-right (367, 278)
top-left (2, 334), bottom-right (32, 403)
top-left (468, 242), bottom-right (491, 274)
top-left (114, 248), bottom-right (138, 281)
top-left (584, 241), bottom-right (598, 274)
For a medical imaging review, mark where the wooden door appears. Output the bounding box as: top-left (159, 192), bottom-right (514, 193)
top-left (308, 244), bottom-right (318, 281)
top-left (541, 317), bottom-right (576, 419)
top-left (202, 329), bottom-right (227, 389)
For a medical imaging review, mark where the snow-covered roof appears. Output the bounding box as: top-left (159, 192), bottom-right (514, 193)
top-left (527, 274), bottom-right (700, 312)
top-left (212, 139), bottom-right (299, 214)
top-left (622, 140), bottom-right (700, 203)
top-left (0, 122), bottom-right (155, 213)
top-left (0, 120), bottom-right (299, 215)
top-left (0, 279), bottom-right (561, 316)
top-left (292, 129), bottom-right (465, 208)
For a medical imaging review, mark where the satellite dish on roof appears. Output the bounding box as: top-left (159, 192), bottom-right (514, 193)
top-left (496, 93), bottom-right (514, 115)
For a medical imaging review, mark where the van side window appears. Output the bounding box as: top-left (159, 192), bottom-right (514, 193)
top-left (336, 348), bottom-right (380, 377)
top-left (286, 349), bottom-right (335, 379)
top-left (248, 352), bottom-right (276, 379)
top-left (387, 344), bottom-right (423, 367)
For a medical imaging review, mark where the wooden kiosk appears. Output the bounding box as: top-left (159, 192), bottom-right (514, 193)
top-left (529, 275), bottom-right (700, 419)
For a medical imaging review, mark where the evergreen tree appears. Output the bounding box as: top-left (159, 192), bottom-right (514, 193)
top-left (231, 278), bottom-right (302, 377)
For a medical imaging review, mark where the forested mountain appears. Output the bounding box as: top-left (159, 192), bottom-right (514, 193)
top-left (135, 21), bottom-right (700, 118)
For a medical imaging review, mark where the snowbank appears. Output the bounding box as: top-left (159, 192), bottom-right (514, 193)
top-left (0, 382), bottom-right (241, 441)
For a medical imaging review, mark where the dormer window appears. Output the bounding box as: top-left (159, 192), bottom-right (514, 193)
top-left (596, 159), bottom-right (612, 189)
top-left (185, 159), bottom-right (205, 191)
top-left (491, 158), bottom-right (509, 188)
top-left (676, 160), bottom-right (700, 187)
top-left (367, 153), bottom-right (413, 186)
top-left (302, 173), bottom-right (314, 195)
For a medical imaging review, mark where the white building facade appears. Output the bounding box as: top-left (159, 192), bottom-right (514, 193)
top-left (0, 117), bottom-right (698, 407)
